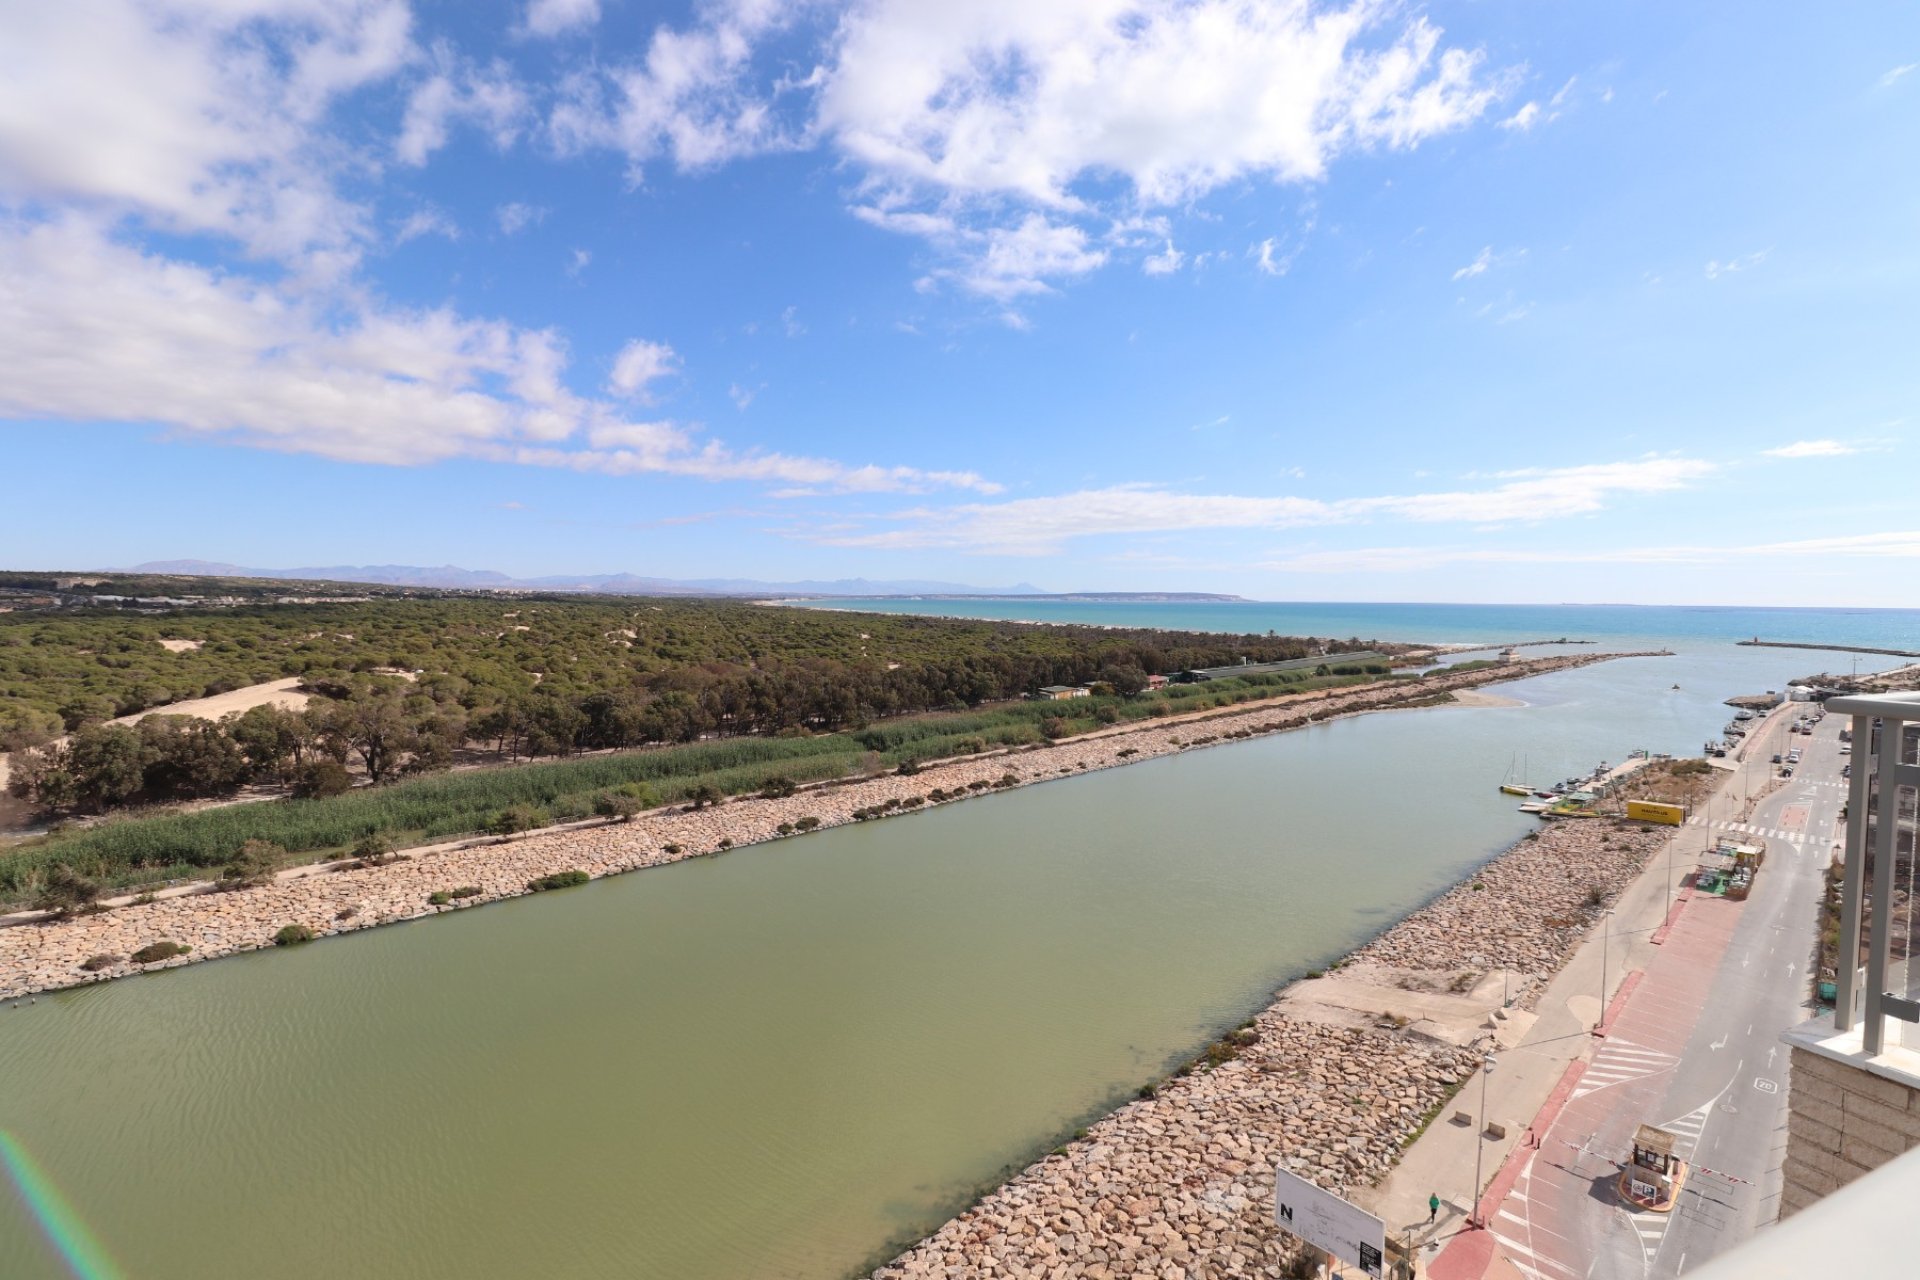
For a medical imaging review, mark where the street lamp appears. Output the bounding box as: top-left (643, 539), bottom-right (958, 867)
top-left (1471, 1054), bottom-right (1498, 1228)
top-left (1596, 907), bottom-right (1613, 1034)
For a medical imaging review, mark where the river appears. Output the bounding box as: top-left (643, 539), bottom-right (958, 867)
top-left (2, 612), bottom-right (1912, 1279)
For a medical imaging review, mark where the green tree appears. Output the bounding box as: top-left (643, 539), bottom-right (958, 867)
top-left (220, 839), bottom-right (284, 889)
top-left (67, 724), bottom-right (150, 810)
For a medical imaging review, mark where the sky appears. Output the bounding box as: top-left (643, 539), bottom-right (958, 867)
top-left (1, 1), bottom-right (1917, 606)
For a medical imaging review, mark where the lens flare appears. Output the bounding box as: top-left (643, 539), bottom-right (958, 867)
top-left (0, 1131), bottom-right (128, 1280)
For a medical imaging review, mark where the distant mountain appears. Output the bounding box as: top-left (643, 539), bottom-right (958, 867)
top-left (120, 561), bottom-right (1051, 597)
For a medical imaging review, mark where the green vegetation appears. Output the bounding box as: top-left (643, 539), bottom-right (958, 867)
top-left (527, 870), bottom-right (590, 892)
top-left (3, 591), bottom-right (1413, 901)
top-left (273, 923), bottom-right (315, 946)
top-left (129, 940), bottom-right (190, 964)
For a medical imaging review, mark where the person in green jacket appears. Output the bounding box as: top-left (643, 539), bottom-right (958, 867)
top-left (1428, 1192), bottom-right (1441, 1224)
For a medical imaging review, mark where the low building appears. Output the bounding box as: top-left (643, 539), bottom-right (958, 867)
top-left (1145, 673), bottom-right (1170, 690)
top-left (1037, 685), bottom-right (1090, 700)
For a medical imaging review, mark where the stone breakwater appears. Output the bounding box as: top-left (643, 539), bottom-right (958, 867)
top-left (868, 814), bottom-right (1670, 1280)
top-left (0, 651), bottom-right (1627, 1001)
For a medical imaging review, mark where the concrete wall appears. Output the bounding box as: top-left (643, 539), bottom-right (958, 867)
top-left (1781, 1045), bottom-right (1920, 1217)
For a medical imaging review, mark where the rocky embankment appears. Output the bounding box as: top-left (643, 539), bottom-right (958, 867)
top-left (867, 816), bottom-right (1671, 1279)
top-left (1, 651), bottom-right (1629, 1003)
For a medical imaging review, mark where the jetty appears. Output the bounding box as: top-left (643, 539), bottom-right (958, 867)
top-left (1737, 639), bottom-right (1920, 659)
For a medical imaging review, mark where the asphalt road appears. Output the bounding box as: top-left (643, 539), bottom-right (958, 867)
top-left (1480, 707), bottom-right (1841, 1280)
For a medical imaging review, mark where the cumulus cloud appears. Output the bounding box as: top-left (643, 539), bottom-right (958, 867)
top-left (806, 456), bottom-right (1715, 554)
top-left (496, 201), bottom-right (547, 234)
top-left (1764, 439), bottom-right (1860, 458)
top-left (607, 339), bottom-right (680, 399)
top-left (522, 0), bottom-right (601, 39)
top-left (0, 216), bottom-right (997, 495)
top-left (0, 0), bottom-right (414, 262)
top-left (1500, 101), bottom-right (1541, 131)
top-left (551, 0), bottom-right (1507, 300)
top-left (1142, 241), bottom-right (1186, 276)
top-left (396, 49), bottom-right (526, 166)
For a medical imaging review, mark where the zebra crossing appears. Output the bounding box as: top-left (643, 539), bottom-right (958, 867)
top-left (1489, 1156), bottom-right (1580, 1280)
top-left (1686, 816), bottom-right (1802, 844)
top-left (1571, 1038), bottom-right (1679, 1101)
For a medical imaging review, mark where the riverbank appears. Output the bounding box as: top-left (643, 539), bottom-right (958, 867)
top-left (866, 814), bottom-right (1672, 1280)
top-left (0, 652), bottom-right (1639, 1000)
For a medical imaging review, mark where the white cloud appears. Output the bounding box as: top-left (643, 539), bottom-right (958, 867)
top-left (396, 208), bottom-right (460, 242)
top-left (1142, 241), bottom-right (1186, 276)
top-left (607, 339), bottom-right (680, 399)
top-left (808, 456), bottom-right (1716, 554)
top-left (1262, 531), bottom-right (1920, 574)
top-left (1764, 439), bottom-right (1860, 459)
top-left (1704, 249), bottom-right (1767, 279)
top-left (0, 216), bottom-right (996, 495)
top-left (1879, 63), bottom-right (1918, 88)
top-left (552, 0), bottom-right (1505, 302)
top-left (729, 383), bottom-right (756, 410)
top-left (1451, 244), bottom-right (1524, 281)
top-left (0, 0), bottom-right (415, 262)
top-left (1452, 246), bottom-right (1493, 279)
top-left (567, 247), bottom-right (592, 275)
top-left (396, 49), bottom-right (526, 166)
top-left (523, 0), bottom-right (601, 39)
top-left (496, 201), bottom-right (547, 234)
top-left (1499, 101), bottom-right (1541, 131)
top-left (781, 304), bottom-right (806, 337)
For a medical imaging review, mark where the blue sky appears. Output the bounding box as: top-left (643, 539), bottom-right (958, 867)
top-left (2, 1), bottom-right (1916, 605)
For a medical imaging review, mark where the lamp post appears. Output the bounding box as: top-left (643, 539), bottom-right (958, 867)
top-left (1471, 1054), bottom-right (1498, 1228)
top-left (1596, 907), bottom-right (1613, 1034)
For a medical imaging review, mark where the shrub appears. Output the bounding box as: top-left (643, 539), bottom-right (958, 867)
top-left (894, 759), bottom-right (922, 777)
top-left (957, 736), bottom-right (987, 754)
top-left (450, 885), bottom-right (481, 899)
top-left (351, 832), bottom-right (399, 867)
top-left (686, 783), bottom-right (722, 810)
top-left (1094, 705), bottom-right (1120, 725)
top-left (1039, 716), bottom-right (1069, 740)
top-left (900, 796), bottom-right (924, 809)
top-left (1585, 885), bottom-right (1608, 907)
top-left (130, 940), bottom-right (190, 964)
top-left (427, 891), bottom-right (452, 906)
top-left (717, 837), bottom-right (733, 850)
top-left (80, 953), bottom-right (122, 972)
top-left (527, 869), bottom-right (590, 892)
top-left (335, 906), bottom-right (358, 921)
top-left (34, 865), bottom-right (99, 918)
top-left (294, 760), bottom-right (352, 799)
top-left (794, 816), bottom-right (820, 831)
top-left (776, 821), bottom-right (795, 835)
top-left (220, 838), bottom-right (284, 890)
top-left (967, 779), bottom-right (991, 791)
top-left (760, 776), bottom-right (799, 799)
top-left (663, 843), bottom-right (684, 856)
top-left (488, 804), bottom-right (543, 836)
top-left (997, 773), bottom-right (1018, 788)
top-left (594, 792), bottom-right (644, 821)
top-left (273, 923), bottom-right (315, 946)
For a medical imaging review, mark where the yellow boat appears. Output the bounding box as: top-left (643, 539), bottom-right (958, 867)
top-left (1499, 784), bottom-right (1531, 796)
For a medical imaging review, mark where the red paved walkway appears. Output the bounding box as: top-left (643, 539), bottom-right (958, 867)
top-left (1431, 890), bottom-right (1745, 1280)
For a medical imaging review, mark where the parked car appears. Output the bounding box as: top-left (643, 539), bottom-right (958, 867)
top-left (1772, 753), bottom-right (1784, 764)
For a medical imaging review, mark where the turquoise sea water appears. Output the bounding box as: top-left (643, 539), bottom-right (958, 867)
top-left (794, 599), bottom-right (1920, 653)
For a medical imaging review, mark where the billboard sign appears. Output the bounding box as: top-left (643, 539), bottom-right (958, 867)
top-left (1626, 800), bottom-right (1686, 826)
top-left (1273, 1168), bottom-right (1386, 1276)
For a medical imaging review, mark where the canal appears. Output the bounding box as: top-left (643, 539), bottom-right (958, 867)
top-left (0, 645), bottom-right (1858, 1278)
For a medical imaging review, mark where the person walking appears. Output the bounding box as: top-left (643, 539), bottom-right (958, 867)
top-left (1428, 1193), bottom-right (1440, 1225)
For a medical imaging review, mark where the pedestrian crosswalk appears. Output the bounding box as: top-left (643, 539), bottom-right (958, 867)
top-left (1571, 1038), bottom-right (1678, 1101)
top-left (1686, 816), bottom-right (1803, 844)
top-left (1489, 1156), bottom-right (1581, 1280)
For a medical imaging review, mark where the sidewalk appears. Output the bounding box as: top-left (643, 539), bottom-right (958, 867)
top-left (1356, 706), bottom-right (1792, 1265)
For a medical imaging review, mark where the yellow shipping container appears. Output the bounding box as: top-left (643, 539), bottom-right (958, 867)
top-left (1627, 800), bottom-right (1686, 826)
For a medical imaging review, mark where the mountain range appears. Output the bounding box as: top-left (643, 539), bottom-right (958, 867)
top-left (121, 561), bottom-right (1052, 597)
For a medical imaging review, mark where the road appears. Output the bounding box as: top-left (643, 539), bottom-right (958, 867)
top-left (1475, 706), bottom-right (1840, 1280)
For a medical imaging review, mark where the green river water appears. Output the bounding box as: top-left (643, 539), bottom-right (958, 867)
top-left (0, 646), bottom-right (1852, 1278)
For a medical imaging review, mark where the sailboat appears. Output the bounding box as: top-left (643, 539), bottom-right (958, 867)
top-left (1498, 753), bottom-right (1532, 796)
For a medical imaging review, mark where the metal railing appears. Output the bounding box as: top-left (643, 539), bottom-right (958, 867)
top-left (1830, 691), bottom-right (1920, 1054)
